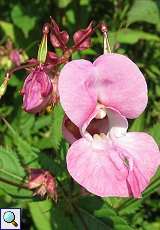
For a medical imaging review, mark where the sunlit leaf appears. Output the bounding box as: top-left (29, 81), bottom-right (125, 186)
top-left (11, 5), bottom-right (36, 37)
top-left (149, 123), bottom-right (160, 144)
top-left (29, 200), bottom-right (53, 230)
top-left (127, 0), bottom-right (160, 25)
top-left (0, 20), bottom-right (15, 41)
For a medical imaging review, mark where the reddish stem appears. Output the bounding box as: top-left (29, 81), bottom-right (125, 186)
top-left (5, 61), bottom-right (38, 80)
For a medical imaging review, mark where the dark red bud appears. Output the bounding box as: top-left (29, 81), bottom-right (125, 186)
top-left (99, 22), bottom-right (108, 33)
top-left (50, 31), bottom-right (69, 48)
top-left (45, 51), bottom-right (59, 66)
top-left (43, 23), bottom-right (50, 35)
top-left (73, 21), bottom-right (93, 50)
top-left (50, 17), bottom-right (69, 50)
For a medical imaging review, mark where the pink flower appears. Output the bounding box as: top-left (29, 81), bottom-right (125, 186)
top-left (58, 53), bottom-right (160, 198)
top-left (28, 169), bottom-right (57, 201)
top-left (21, 65), bottom-right (53, 113)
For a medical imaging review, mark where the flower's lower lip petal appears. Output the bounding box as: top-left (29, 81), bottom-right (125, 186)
top-left (67, 138), bottom-right (130, 197)
top-left (115, 132), bottom-right (160, 196)
top-left (67, 132), bottom-right (160, 198)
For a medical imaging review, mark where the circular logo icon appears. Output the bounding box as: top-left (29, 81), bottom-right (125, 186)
top-left (3, 211), bottom-right (18, 227)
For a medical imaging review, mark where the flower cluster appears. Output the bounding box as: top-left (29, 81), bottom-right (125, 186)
top-left (59, 53), bottom-right (160, 198)
top-left (19, 19), bottom-right (95, 114)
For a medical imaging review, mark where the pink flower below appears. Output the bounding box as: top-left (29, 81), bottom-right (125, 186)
top-left (66, 107), bottom-right (160, 198)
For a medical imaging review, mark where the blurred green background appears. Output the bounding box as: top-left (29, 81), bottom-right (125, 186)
top-left (0, 0), bottom-right (160, 229)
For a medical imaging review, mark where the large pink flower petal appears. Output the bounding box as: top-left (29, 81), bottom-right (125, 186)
top-left (58, 60), bottom-right (97, 127)
top-left (67, 132), bottom-right (160, 197)
top-left (67, 138), bottom-right (129, 197)
top-left (94, 54), bottom-right (148, 118)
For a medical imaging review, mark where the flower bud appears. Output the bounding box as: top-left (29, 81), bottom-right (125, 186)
top-left (21, 66), bottom-right (53, 114)
top-left (28, 168), bottom-right (57, 201)
top-left (50, 17), bottom-right (69, 50)
top-left (9, 50), bottom-right (21, 66)
top-left (73, 21), bottom-right (93, 50)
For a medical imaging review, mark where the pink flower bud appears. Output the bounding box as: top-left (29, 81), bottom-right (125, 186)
top-left (28, 169), bottom-right (57, 201)
top-left (9, 50), bottom-right (21, 66)
top-left (21, 66), bottom-right (53, 114)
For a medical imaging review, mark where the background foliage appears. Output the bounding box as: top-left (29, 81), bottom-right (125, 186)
top-left (0, 0), bottom-right (160, 229)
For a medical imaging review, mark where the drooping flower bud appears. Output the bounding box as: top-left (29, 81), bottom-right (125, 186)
top-left (28, 168), bottom-right (57, 201)
top-left (21, 65), bottom-right (53, 114)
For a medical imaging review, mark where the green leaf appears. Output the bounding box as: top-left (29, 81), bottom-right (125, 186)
top-left (3, 119), bottom-right (39, 167)
top-left (51, 104), bottom-right (64, 151)
top-left (33, 115), bottom-right (52, 133)
top-left (127, 0), bottom-right (160, 25)
top-left (57, 0), bottom-right (71, 8)
top-left (73, 207), bottom-right (111, 230)
top-left (117, 200), bottom-right (142, 216)
top-left (129, 114), bottom-right (145, 131)
top-left (0, 146), bottom-right (32, 198)
top-left (11, 5), bottom-right (36, 37)
top-left (18, 112), bottom-right (35, 139)
top-left (51, 205), bottom-right (75, 230)
top-left (109, 29), bottom-right (160, 46)
top-left (77, 196), bottom-right (134, 230)
top-left (66, 10), bottom-right (76, 24)
top-left (149, 123), bottom-right (160, 144)
top-left (29, 200), bottom-right (53, 230)
top-left (0, 146), bottom-right (25, 180)
top-left (142, 221), bottom-right (160, 230)
top-left (0, 20), bottom-right (15, 41)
